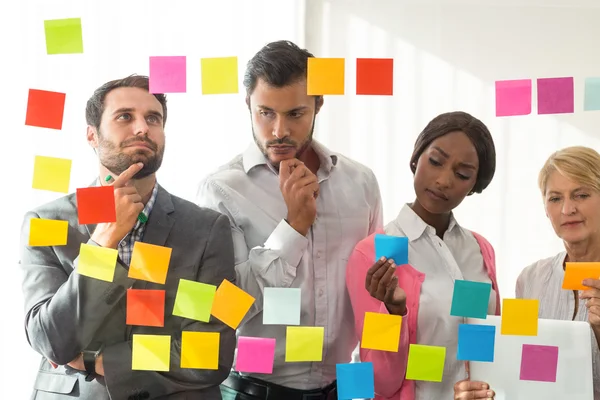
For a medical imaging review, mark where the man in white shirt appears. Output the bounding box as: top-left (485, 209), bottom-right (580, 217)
top-left (196, 40), bottom-right (383, 400)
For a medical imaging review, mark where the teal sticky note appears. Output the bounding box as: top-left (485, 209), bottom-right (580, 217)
top-left (450, 280), bottom-right (491, 319)
top-left (44, 18), bottom-right (84, 55)
top-left (457, 324), bottom-right (495, 362)
top-left (375, 234), bottom-right (408, 265)
top-left (584, 77), bottom-right (600, 111)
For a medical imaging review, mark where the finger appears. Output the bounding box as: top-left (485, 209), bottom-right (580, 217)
top-left (366, 258), bottom-right (388, 287)
top-left (580, 288), bottom-right (600, 300)
top-left (582, 278), bottom-right (600, 290)
top-left (279, 159), bottom-right (303, 181)
top-left (377, 264), bottom-right (396, 298)
top-left (294, 174), bottom-right (318, 189)
top-left (369, 259), bottom-right (394, 293)
top-left (383, 275), bottom-right (399, 303)
top-left (588, 305), bottom-right (600, 316)
top-left (456, 389), bottom-right (495, 399)
top-left (112, 163), bottom-right (144, 188)
top-left (456, 380), bottom-right (490, 392)
top-left (301, 182), bottom-right (320, 199)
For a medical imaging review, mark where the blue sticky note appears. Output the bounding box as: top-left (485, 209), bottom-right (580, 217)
top-left (450, 280), bottom-right (492, 319)
top-left (375, 234), bottom-right (408, 265)
top-left (336, 362), bottom-right (375, 400)
top-left (457, 324), bottom-right (496, 362)
top-left (584, 77), bottom-right (600, 111)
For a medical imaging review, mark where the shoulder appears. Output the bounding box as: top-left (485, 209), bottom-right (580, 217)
top-left (518, 252), bottom-right (564, 283)
top-left (333, 153), bottom-right (378, 182)
top-left (25, 193), bottom-right (78, 222)
top-left (170, 193), bottom-right (226, 227)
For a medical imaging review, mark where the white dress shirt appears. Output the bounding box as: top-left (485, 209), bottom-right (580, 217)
top-left (385, 204), bottom-right (496, 400)
top-left (196, 140), bottom-right (383, 389)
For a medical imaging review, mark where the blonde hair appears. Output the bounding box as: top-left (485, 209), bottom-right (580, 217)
top-left (538, 146), bottom-right (600, 196)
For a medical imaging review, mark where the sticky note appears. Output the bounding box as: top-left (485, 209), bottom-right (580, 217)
top-left (537, 77), bottom-right (574, 115)
top-left (173, 279), bottom-right (216, 322)
top-left (76, 186), bottom-right (116, 224)
top-left (29, 218), bottom-right (68, 246)
top-left (562, 262), bottom-right (600, 290)
top-left (356, 58), bottom-right (393, 95)
top-left (374, 234), bottom-right (409, 265)
top-left (132, 334), bottom-right (171, 371)
top-left (77, 243), bottom-right (118, 282)
top-left (336, 362), bottom-right (375, 400)
top-left (211, 279), bottom-right (255, 329)
top-left (307, 58), bottom-right (345, 95)
top-left (501, 299), bottom-right (539, 336)
top-left (181, 331), bottom-right (220, 369)
top-left (495, 79), bottom-right (532, 117)
top-left (235, 336), bottom-right (276, 374)
top-left (406, 344), bottom-right (446, 382)
top-left (285, 326), bottom-right (324, 362)
top-left (457, 324), bottom-right (495, 362)
top-left (128, 242), bottom-right (172, 284)
top-left (149, 56), bottom-right (186, 93)
top-left (263, 287), bottom-right (301, 325)
top-left (450, 280), bottom-right (492, 319)
top-left (201, 57), bottom-right (239, 94)
top-left (520, 344), bottom-right (559, 382)
top-left (361, 312), bottom-right (402, 352)
top-left (25, 89), bottom-right (66, 130)
top-left (44, 18), bottom-right (84, 55)
top-left (584, 77), bottom-right (600, 111)
top-left (126, 289), bottom-right (165, 327)
top-left (32, 155), bottom-right (71, 193)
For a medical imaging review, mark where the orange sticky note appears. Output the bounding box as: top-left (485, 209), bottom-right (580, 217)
top-left (562, 262), bottom-right (600, 290)
top-left (126, 289), bottom-right (165, 327)
top-left (501, 299), bottom-right (539, 336)
top-left (307, 58), bottom-right (345, 95)
top-left (211, 279), bottom-right (255, 329)
top-left (356, 58), bottom-right (394, 95)
top-left (25, 89), bottom-right (66, 130)
top-left (128, 242), bottom-right (172, 284)
top-left (361, 312), bottom-right (402, 352)
top-left (181, 331), bottom-right (220, 369)
top-left (29, 218), bottom-right (68, 246)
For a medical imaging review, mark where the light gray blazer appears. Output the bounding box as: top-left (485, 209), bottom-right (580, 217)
top-left (19, 184), bottom-right (236, 400)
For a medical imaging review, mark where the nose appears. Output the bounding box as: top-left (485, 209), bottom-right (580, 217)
top-left (561, 198), bottom-right (577, 215)
top-left (435, 167), bottom-right (453, 189)
top-left (272, 116), bottom-right (289, 139)
top-left (133, 117), bottom-right (149, 136)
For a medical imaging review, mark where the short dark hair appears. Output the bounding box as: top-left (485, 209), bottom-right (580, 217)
top-left (85, 74), bottom-right (167, 129)
top-left (410, 111), bottom-right (496, 194)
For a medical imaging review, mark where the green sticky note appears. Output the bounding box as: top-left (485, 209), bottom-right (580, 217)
top-left (406, 344), bottom-right (446, 382)
top-left (44, 18), bottom-right (84, 55)
top-left (584, 77), bottom-right (600, 111)
top-left (172, 279), bottom-right (216, 322)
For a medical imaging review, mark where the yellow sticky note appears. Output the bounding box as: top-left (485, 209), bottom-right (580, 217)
top-left (201, 57), bottom-right (239, 94)
top-left (211, 279), bottom-right (255, 329)
top-left (128, 242), bottom-right (172, 284)
top-left (181, 331), bottom-right (220, 369)
top-left (32, 155), bottom-right (72, 193)
top-left (77, 243), bottom-right (118, 282)
top-left (307, 58), bottom-right (345, 95)
top-left (29, 218), bottom-right (68, 246)
top-left (285, 326), bottom-right (324, 362)
top-left (361, 312), bottom-right (402, 352)
top-left (132, 334), bottom-right (171, 371)
top-left (406, 344), bottom-right (446, 382)
top-left (173, 279), bottom-right (217, 322)
top-left (501, 299), bottom-right (539, 336)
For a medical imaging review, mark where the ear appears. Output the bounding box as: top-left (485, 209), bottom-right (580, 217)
top-left (315, 96), bottom-right (324, 115)
top-left (87, 126), bottom-right (98, 149)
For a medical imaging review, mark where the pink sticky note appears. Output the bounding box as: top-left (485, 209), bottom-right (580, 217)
top-left (235, 336), bottom-right (276, 374)
top-left (149, 56), bottom-right (186, 93)
top-left (520, 344), bottom-right (559, 382)
top-left (495, 79), bottom-right (532, 117)
top-left (537, 77), bottom-right (574, 115)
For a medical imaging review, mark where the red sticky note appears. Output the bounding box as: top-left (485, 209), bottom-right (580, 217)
top-left (356, 58), bottom-right (393, 95)
top-left (76, 186), bottom-right (116, 224)
top-left (537, 77), bottom-right (574, 115)
top-left (495, 79), bottom-right (532, 117)
top-left (127, 289), bottom-right (166, 327)
top-left (25, 89), bottom-right (66, 130)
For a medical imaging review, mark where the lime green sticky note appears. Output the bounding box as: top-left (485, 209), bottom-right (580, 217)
top-left (172, 279), bottom-right (216, 322)
top-left (285, 326), bottom-right (324, 362)
top-left (77, 243), bottom-right (118, 282)
top-left (201, 57), bottom-right (239, 94)
top-left (44, 18), bottom-right (84, 55)
top-left (32, 155), bottom-right (72, 193)
top-left (132, 334), bottom-right (171, 371)
top-left (406, 344), bottom-right (446, 382)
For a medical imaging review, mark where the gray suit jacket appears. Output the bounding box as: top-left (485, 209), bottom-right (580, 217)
top-left (19, 184), bottom-right (236, 400)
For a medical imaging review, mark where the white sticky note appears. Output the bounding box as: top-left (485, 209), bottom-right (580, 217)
top-left (263, 287), bottom-right (301, 325)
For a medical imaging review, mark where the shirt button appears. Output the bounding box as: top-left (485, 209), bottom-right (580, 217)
top-left (319, 289), bottom-right (324, 297)
top-left (317, 252), bottom-right (322, 258)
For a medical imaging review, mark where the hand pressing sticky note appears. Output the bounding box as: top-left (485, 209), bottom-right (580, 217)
top-left (201, 57), bottom-right (239, 94)
top-left (77, 243), bottom-right (118, 282)
top-left (501, 299), bottom-right (539, 336)
top-left (44, 18), bottom-right (84, 55)
top-left (457, 324), bottom-right (496, 362)
top-left (361, 312), bottom-right (402, 352)
top-left (356, 58), bottom-right (393, 96)
top-left (29, 218), bottom-right (68, 246)
top-left (307, 58), bottom-right (345, 95)
top-left (336, 362), bottom-right (375, 400)
top-left (263, 287), bottom-right (301, 325)
top-left (132, 334), bottom-right (171, 371)
top-left (173, 279), bottom-right (216, 322)
top-left (25, 89), bottom-right (66, 130)
top-left (562, 262), bottom-right (600, 290)
top-left (235, 336), bottom-right (276, 374)
top-left (495, 79), bottom-right (532, 117)
top-left (126, 289), bottom-right (165, 327)
top-left (128, 242), bottom-right (172, 284)
top-left (211, 279), bottom-right (255, 329)
top-left (149, 56), bottom-right (186, 93)
top-left (520, 344), bottom-right (559, 382)
top-left (181, 331), bottom-right (220, 369)
top-left (375, 234), bottom-right (408, 265)
top-left (450, 280), bottom-right (492, 319)
top-left (76, 186), bottom-right (116, 225)
top-left (32, 155), bottom-right (71, 193)
top-left (285, 326), bottom-right (324, 362)
top-left (406, 344), bottom-right (446, 382)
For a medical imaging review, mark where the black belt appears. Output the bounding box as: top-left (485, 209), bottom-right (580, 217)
top-left (222, 373), bottom-right (337, 400)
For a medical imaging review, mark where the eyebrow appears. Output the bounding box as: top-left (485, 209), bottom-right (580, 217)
top-left (112, 107), bottom-right (163, 120)
top-left (257, 105), bottom-right (310, 113)
top-left (431, 146), bottom-right (477, 170)
top-left (547, 187), bottom-right (586, 196)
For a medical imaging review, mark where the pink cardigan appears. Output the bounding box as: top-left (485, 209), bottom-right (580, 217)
top-left (345, 230), bottom-right (501, 400)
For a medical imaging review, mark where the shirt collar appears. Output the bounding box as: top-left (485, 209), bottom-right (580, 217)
top-left (393, 203), bottom-right (459, 241)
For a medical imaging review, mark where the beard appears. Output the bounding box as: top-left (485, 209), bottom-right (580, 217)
top-left (97, 132), bottom-right (164, 179)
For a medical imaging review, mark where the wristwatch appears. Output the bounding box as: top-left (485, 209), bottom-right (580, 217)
top-left (82, 342), bottom-right (103, 381)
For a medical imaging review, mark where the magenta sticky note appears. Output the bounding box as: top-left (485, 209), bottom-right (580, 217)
top-left (520, 344), bottom-right (559, 382)
top-left (537, 77), bottom-right (574, 115)
top-left (235, 336), bottom-right (276, 374)
top-left (495, 79), bottom-right (532, 117)
top-left (149, 56), bottom-right (186, 93)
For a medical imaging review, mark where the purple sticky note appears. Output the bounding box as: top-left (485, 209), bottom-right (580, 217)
top-left (149, 56), bottom-right (186, 93)
top-left (235, 336), bottom-right (276, 374)
top-left (495, 79), bottom-right (532, 117)
top-left (520, 344), bottom-right (559, 382)
top-left (537, 77), bottom-right (574, 115)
